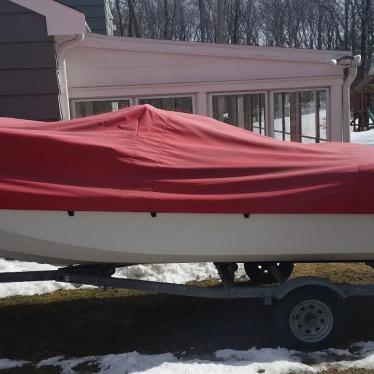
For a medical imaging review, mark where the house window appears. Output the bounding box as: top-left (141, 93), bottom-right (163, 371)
top-left (73, 99), bottom-right (131, 118)
top-left (138, 96), bottom-right (193, 113)
top-left (274, 90), bottom-right (327, 143)
top-left (212, 93), bottom-right (266, 134)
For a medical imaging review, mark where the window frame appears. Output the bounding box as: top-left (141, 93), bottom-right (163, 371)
top-left (134, 94), bottom-right (196, 113)
top-left (209, 90), bottom-right (268, 134)
top-left (271, 87), bottom-right (330, 142)
top-left (70, 97), bottom-right (132, 118)
top-left (71, 94), bottom-right (196, 118)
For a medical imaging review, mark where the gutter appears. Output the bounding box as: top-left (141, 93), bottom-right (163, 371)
top-left (56, 34), bottom-right (85, 120)
top-left (333, 55), bottom-right (361, 142)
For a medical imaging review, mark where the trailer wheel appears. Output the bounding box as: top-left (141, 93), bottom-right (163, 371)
top-left (275, 287), bottom-right (344, 349)
top-left (244, 262), bottom-right (294, 284)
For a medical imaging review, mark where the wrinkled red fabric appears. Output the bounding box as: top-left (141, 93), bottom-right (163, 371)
top-left (1, 104), bottom-right (374, 213)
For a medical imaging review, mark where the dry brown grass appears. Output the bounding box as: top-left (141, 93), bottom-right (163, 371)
top-left (292, 262), bottom-right (374, 284)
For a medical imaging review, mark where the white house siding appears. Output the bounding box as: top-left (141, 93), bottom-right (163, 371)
top-left (61, 34), bottom-right (349, 142)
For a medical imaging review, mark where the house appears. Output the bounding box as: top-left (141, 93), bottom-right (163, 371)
top-left (0, 0), bottom-right (85, 121)
top-left (56, 0), bottom-right (115, 35)
top-left (0, 0), bottom-right (359, 142)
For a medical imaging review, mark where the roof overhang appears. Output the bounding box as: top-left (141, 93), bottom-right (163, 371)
top-left (10, 0), bottom-right (86, 35)
top-left (81, 33), bottom-right (351, 65)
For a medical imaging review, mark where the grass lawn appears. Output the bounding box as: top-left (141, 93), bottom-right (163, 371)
top-left (0, 263), bottom-right (374, 373)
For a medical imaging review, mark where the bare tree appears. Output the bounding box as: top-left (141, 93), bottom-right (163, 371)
top-left (216, 0), bottom-right (225, 43)
top-left (108, 0), bottom-right (373, 83)
top-left (128, 0), bottom-right (140, 37)
top-left (198, 0), bottom-right (208, 41)
top-left (163, 0), bottom-right (170, 39)
top-left (359, 0), bottom-right (372, 77)
top-left (114, 0), bottom-right (124, 36)
top-left (232, 0), bottom-right (241, 44)
top-left (244, 0), bottom-right (260, 45)
top-left (225, 0), bottom-right (241, 44)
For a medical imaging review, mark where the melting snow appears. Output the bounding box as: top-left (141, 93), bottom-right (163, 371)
top-left (115, 262), bottom-right (246, 284)
top-left (0, 258), bottom-right (77, 298)
top-left (37, 356), bottom-right (97, 374)
top-left (5, 342), bottom-right (374, 373)
top-left (351, 128), bottom-right (374, 145)
top-left (0, 359), bottom-right (28, 369)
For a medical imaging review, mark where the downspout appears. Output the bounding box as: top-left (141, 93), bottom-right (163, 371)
top-left (56, 33), bottom-right (85, 120)
top-left (341, 55), bottom-right (361, 142)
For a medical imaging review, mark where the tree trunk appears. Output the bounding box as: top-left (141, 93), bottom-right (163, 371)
top-left (163, 0), bottom-right (169, 39)
top-left (343, 0), bottom-right (350, 50)
top-left (216, 0), bottom-right (225, 43)
top-left (351, 0), bottom-right (357, 53)
top-left (359, 0), bottom-right (371, 78)
top-left (198, 0), bottom-right (207, 42)
top-left (114, 0), bottom-right (124, 36)
top-left (128, 0), bottom-right (140, 38)
top-left (232, 0), bottom-right (240, 44)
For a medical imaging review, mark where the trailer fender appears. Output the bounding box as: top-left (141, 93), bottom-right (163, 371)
top-left (273, 277), bottom-right (346, 301)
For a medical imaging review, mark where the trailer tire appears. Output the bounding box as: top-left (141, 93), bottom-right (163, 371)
top-left (244, 262), bottom-right (294, 284)
top-left (275, 286), bottom-right (344, 349)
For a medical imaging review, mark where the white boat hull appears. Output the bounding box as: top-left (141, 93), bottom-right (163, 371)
top-left (0, 210), bottom-right (373, 265)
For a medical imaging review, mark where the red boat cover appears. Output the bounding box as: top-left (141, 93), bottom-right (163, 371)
top-left (1, 104), bottom-right (374, 213)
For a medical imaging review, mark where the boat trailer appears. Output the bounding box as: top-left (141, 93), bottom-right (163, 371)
top-left (1, 264), bottom-right (374, 349)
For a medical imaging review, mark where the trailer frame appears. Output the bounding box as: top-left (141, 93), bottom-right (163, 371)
top-left (1, 265), bottom-right (374, 348)
top-left (0, 265), bottom-right (374, 302)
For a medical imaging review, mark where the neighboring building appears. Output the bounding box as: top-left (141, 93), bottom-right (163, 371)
top-left (351, 72), bottom-right (374, 131)
top-left (1, 0), bottom-right (359, 143)
top-left (56, 0), bottom-right (115, 35)
top-left (0, 0), bottom-right (84, 121)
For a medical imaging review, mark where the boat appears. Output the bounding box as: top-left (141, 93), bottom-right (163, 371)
top-left (1, 104), bottom-right (374, 272)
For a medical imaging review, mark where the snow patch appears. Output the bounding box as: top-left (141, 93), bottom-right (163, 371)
top-left (215, 347), bottom-right (299, 362)
top-left (24, 342), bottom-right (374, 374)
top-left (98, 352), bottom-right (176, 374)
top-left (114, 263), bottom-right (218, 284)
top-left (115, 262), bottom-right (246, 284)
top-left (36, 350), bottom-right (312, 374)
top-left (215, 347), bottom-right (314, 374)
top-left (319, 341), bottom-right (374, 371)
top-left (0, 258), bottom-right (78, 298)
top-left (38, 355), bottom-right (96, 374)
top-left (0, 359), bottom-right (28, 369)
top-left (350, 128), bottom-right (374, 145)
